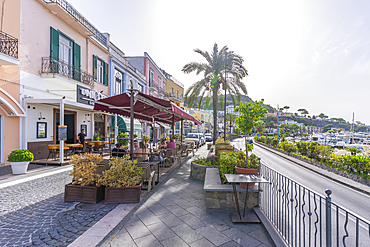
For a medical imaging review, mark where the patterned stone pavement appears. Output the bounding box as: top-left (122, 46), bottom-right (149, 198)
top-left (0, 170), bottom-right (118, 246)
top-left (100, 150), bottom-right (273, 247)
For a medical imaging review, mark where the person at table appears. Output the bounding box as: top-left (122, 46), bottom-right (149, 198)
top-left (112, 143), bottom-right (126, 157)
top-left (134, 142), bottom-right (150, 161)
top-left (127, 139), bottom-right (139, 153)
top-left (78, 129), bottom-right (86, 152)
top-left (166, 138), bottom-right (176, 149)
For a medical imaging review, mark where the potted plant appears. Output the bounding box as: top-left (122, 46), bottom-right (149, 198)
top-left (65, 153), bottom-right (105, 204)
top-left (99, 155), bottom-right (144, 204)
top-left (94, 132), bottom-right (102, 141)
top-left (117, 132), bottom-right (129, 147)
top-left (234, 100), bottom-right (267, 187)
top-left (7, 150), bottom-right (34, 174)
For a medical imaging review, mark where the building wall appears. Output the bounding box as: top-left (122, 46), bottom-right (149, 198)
top-left (0, 0), bottom-right (21, 162)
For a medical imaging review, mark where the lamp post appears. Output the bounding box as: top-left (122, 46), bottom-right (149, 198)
top-left (224, 51), bottom-right (227, 141)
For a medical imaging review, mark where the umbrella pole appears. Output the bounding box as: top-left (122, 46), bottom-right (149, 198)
top-left (130, 89), bottom-right (134, 160)
top-left (181, 120), bottom-right (183, 144)
top-left (172, 114), bottom-right (175, 139)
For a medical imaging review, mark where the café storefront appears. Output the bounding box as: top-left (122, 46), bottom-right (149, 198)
top-left (25, 86), bottom-right (110, 160)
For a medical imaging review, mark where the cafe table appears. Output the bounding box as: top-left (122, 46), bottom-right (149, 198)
top-left (225, 173), bottom-right (269, 223)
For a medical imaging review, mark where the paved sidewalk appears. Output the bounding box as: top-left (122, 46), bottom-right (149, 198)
top-left (99, 146), bottom-right (273, 247)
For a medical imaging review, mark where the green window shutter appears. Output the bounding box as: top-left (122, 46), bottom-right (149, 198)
top-left (73, 42), bottom-right (81, 81)
top-left (73, 43), bottom-right (81, 68)
top-left (93, 55), bottom-right (97, 81)
top-left (103, 61), bottom-right (108, 86)
top-left (50, 27), bottom-right (59, 59)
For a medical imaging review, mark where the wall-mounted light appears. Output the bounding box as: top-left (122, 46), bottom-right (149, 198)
top-left (38, 112), bottom-right (45, 120)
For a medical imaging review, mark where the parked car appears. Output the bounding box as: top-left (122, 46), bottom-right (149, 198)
top-left (205, 133), bottom-right (212, 142)
top-left (185, 133), bottom-right (201, 147)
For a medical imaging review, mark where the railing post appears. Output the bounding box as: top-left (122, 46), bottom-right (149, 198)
top-left (258, 158), bottom-right (262, 206)
top-left (325, 189), bottom-right (332, 247)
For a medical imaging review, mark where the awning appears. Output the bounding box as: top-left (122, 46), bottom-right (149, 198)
top-left (94, 91), bottom-right (202, 125)
top-left (158, 122), bottom-right (171, 130)
top-left (0, 88), bottom-right (26, 117)
top-left (111, 115), bottom-right (142, 132)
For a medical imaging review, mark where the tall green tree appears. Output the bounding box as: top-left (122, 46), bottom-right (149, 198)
top-left (235, 100), bottom-right (267, 167)
top-left (182, 43), bottom-right (248, 142)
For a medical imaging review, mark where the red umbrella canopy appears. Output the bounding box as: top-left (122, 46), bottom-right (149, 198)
top-left (94, 91), bottom-right (202, 125)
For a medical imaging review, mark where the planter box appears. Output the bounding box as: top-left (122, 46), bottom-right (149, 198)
top-left (105, 184), bottom-right (141, 204)
top-left (204, 168), bottom-right (259, 210)
top-left (190, 162), bottom-right (216, 180)
top-left (64, 183), bottom-right (105, 204)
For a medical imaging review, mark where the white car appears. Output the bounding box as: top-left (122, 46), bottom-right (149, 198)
top-left (185, 133), bottom-right (201, 147)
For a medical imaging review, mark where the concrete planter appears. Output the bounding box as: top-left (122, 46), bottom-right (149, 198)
top-left (64, 183), bottom-right (105, 204)
top-left (10, 162), bottom-right (29, 175)
top-left (190, 162), bottom-right (216, 180)
top-left (203, 168), bottom-right (259, 209)
top-left (104, 184), bottom-right (141, 204)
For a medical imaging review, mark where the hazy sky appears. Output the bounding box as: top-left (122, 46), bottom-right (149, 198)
top-left (68, 0), bottom-right (370, 124)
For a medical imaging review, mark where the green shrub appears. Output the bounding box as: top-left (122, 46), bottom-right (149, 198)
top-left (193, 157), bottom-right (217, 167)
top-left (219, 151), bottom-right (259, 183)
top-left (278, 141), bottom-right (298, 154)
top-left (8, 150), bottom-right (34, 162)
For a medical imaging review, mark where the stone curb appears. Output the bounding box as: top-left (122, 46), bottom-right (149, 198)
top-left (96, 155), bottom-right (193, 247)
top-left (255, 142), bottom-right (370, 196)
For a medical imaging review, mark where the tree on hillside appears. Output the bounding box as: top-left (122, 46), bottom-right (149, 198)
top-left (298, 108), bottom-right (309, 116)
top-left (182, 43), bottom-right (248, 143)
top-left (318, 113), bottom-right (328, 119)
top-left (283, 106), bottom-right (290, 113)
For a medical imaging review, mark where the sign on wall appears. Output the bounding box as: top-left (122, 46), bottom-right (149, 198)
top-left (77, 85), bottom-right (107, 105)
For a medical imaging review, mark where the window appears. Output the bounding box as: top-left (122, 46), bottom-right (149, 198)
top-left (137, 83), bottom-right (143, 92)
top-left (115, 69), bottom-right (122, 95)
top-left (50, 27), bottom-right (81, 81)
top-left (177, 90), bottom-right (179, 98)
top-left (93, 55), bottom-right (108, 86)
top-left (97, 60), bottom-right (103, 83)
top-left (59, 35), bottom-right (72, 65)
top-left (150, 71), bottom-right (154, 86)
top-left (171, 87), bottom-right (174, 94)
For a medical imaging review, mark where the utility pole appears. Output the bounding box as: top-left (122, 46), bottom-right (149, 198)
top-left (277, 104), bottom-right (280, 145)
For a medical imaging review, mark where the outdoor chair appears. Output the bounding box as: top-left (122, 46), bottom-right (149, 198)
top-left (73, 144), bottom-right (84, 156)
top-left (185, 142), bottom-right (195, 156)
top-left (47, 145), bottom-right (58, 160)
top-left (171, 147), bottom-right (181, 164)
top-left (136, 162), bottom-right (151, 183)
top-left (180, 144), bottom-right (187, 157)
top-left (164, 150), bottom-right (175, 167)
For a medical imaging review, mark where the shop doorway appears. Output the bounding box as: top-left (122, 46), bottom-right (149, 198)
top-left (55, 111), bottom-right (76, 144)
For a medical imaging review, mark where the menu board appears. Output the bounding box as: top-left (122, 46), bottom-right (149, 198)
top-left (58, 125), bottom-right (67, 141)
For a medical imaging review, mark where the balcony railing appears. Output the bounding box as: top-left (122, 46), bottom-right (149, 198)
top-left (168, 92), bottom-right (184, 101)
top-left (149, 81), bottom-right (159, 91)
top-left (0, 31), bottom-right (18, 59)
top-left (44, 0), bottom-right (107, 46)
top-left (41, 57), bottom-right (94, 86)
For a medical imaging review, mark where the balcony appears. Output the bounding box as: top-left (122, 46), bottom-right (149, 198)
top-left (39, 0), bottom-right (107, 46)
top-left (0, 31), bottom-right (19, 65)
top-left (168, 92), bottom-right (184, 103)
top-left (149, 81), bottom-right (159, 92)
top-left (41, 57), bottom-right (94, 86)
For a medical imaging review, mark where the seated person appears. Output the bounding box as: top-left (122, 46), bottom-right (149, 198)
top-left (127, 139), bottom-right (139, 153)
top-left (111, 143), bottom-right (126, 157)
top-left (134, 142), bottom-right (150, 161)
top-left (166, 138), bottom-right (176, 149)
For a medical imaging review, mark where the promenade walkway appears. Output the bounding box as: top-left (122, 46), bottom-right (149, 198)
top-left (99, 145), bottom-right (273, 247)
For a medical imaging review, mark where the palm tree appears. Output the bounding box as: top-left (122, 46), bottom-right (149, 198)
top-left (182, 43), bottom-right (248, 143)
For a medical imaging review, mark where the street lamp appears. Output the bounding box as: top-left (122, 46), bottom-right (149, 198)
top-left (224, 51), bottom-right (227, 141)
